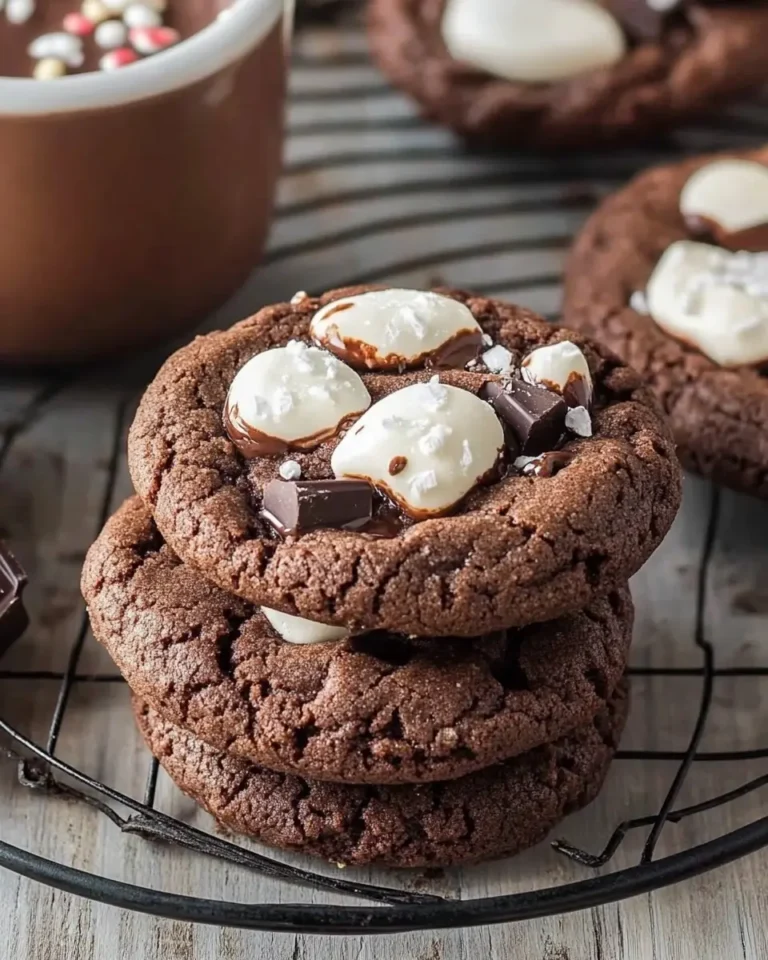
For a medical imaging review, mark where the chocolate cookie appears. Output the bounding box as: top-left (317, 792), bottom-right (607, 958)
top-left (127, 286), bottom-right (679, 637)
top-left (133, 682), bottom-right (628, 867)
top-left (564, 147), bottom-right (768, 499)
top-left (367, 0), bottom-right (768, 149)
top-left (83, 497), bottom-right (633, 784)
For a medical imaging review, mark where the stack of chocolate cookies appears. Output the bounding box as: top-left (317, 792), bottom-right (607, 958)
top-left (82, 286), bottom-right (681, 868)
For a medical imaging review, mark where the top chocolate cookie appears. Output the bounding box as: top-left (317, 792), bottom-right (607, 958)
top-left (128, 286), bottom-right (680, 636)
top-left (367, 0), bottom-right (768, 148)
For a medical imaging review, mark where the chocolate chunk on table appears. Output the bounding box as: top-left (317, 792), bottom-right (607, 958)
top-left (262, 479), bottom-right (373, 536)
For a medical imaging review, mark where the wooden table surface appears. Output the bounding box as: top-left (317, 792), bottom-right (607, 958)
top-left (2, 18), bottom-right (768, 960)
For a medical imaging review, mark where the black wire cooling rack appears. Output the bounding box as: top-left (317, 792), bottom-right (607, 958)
top-left (1, 1), bottom-right (768, 937)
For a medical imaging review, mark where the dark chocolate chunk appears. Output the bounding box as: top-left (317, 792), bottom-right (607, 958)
top-left (0, 543), bottom-right (28, 655)
top-left (608, 0), bottom-right (684, 41)
top-left (262, 479), bottom-right (372, 536)
top-left (482, 380), bottom-right (567, 456)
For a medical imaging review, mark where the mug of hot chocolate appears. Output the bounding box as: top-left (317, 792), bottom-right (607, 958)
top-left (0, 0), bottom-right (287, 363)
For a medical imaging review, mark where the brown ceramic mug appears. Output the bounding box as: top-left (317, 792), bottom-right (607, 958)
top-left (0, 0), bottom-right (287, 363)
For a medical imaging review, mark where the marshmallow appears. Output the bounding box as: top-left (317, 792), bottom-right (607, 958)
top-left (521, 341), bottom-right (593, 408)
top-left (262, 607), bottom-right (349, 645)
top-left (646, 240), bottom-right (768, 367)
top-left (331, 381), bottom-right (504, 518)
top-left (441, 0), bottom-right (626, 85)
top-left (225, 342), bottom-right (371, 456)
top-left (680, 160), bottom-right (768, 250)
top-left (310, 289), bottom-right (482, 370)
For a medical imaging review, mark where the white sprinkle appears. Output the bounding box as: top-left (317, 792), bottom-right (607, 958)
top-left (565, 405), bottom-right (592, 437)
top-left (482, 333), bottom-right (493, 347)
top-left (278, 460), bottom-right (302, 481)
top-left (290, 290), bottom-right (309, 305)
top-left (460, 439), bottom-right (473, 469)
top-left (122, 2), bottom-right (161, 27)
top-left (418, 424), bottom-right (453, 456)
top-left (629, 290), bottom-right (648, 314)
top-left (6, 0), bottom-right (34, 24)
top-left (94, 18), bottom-right (127, 48)
top-left (409, 470), bottom-right (438, 497)
top-left (465, 359), bottom-right (478, 369)
top-left (28, 32), bottom-right (84, 67)
top-left (33, 57), bottom-right (66, 79)
top-left (482, 344), bottom-right (513, 374)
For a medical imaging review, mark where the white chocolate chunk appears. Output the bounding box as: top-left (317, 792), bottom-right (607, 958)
top-left (310, 289), bottom-right (482, 370)
top-left (565, 405), bottom-right (592, 437)
top-left (441, 0), bottom-right (626, 85)
top-left (226, 341), bottom-right (371, 450)
top-left (680, 160), bottom-right (768, 235)
top-left (646, 240), bottom-right (768, 367)
top-left (482, 344), bottom-right (512, 373)
top-left (262, 607), bottom-right (349, 645)
top-left (278, 459), bottom-right (302, 481)
top-left (521, 341), bottom-right (593, 406)
top-left (331, 382), bottom-right (504, 518)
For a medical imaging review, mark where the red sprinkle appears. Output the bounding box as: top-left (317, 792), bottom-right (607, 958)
top-left (100, 47), bottom-right (139, 70)
top-left (129, 25), bottom-right (180, 55)
top-left (63, 11), bottom-right (95, 35)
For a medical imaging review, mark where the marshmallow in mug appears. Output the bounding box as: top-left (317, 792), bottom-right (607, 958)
top-left (331, 380), bottom-right (504, 518)
top-left (521, 341), bottom-right (593, 408)
top-left (310, 289), bottom-right (483, 370)
top-left (225, 341), bottom-right (371, 456)
top-left (441, 0), bottom-right (626, 85)
top-left (680, 159), bottom-right (768, 252)
top-left (262, 607), bottom-right (349, 645)
top-left (645, 240), bottom-right (768, 367)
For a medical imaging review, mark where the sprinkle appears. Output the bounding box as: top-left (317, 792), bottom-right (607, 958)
top-left (81, 0), bottom-right (110, 23)
top-left (482, 344), bottom-right (513, 374)
top-left (290, 290), bottom-right (309, 305)
top-left (409, 470), bottom-right (438, 497)
top-left (482, 333), bottom-right (493, 347)
top-left (418, 424), bottom-right (452, 456)
top-left (629, 290), bottom-right (648, 314)
top-left (99, 46), bottom-right (139, 69)
top-left (278, 460), bottom-right (302, 481)
top-left (94, 19), bottom-right (128, 48)
top-left (28, 33), bottom-right (85, 68)
top-left (63, 12), bottom-right (95, 35)
top-left (123, 2), bottom-right (161, 27)
top-left (129, 24), bottom-right (180, 54)
top-left (6, 0), bottom-right (35, 24)
top-left (33, 57), bottom-right (67, 79)
top-left (565, 406), bottom-right (592, 437)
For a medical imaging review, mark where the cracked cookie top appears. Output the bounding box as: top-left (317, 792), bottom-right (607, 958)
top-left (127, 285), bottom-right (680, 636)
top-left (564, 147), bottom-right (768, 500)
top-left (83, 498), bottom-right (632, 785)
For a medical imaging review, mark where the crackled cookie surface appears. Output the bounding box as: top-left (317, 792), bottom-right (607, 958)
top-left (367, 0), bottom-right (768, 148)
top-left (564, 147), bottom-right (768, 499)
top-left (134, 682), bottom-right (628, 867)
top-left (83, 498), bottom-right (633, 784)
top-left (128, 285), bottom-right (680, 636)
